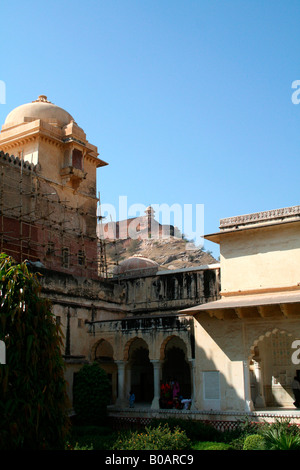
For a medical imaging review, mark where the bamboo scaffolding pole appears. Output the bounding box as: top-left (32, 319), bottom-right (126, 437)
top-left (0, 160), bottom-right (108, 276)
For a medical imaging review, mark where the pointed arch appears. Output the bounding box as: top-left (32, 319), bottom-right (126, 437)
top-left (91, 338), bottom-right (114, 361)
top-left (123, 336), bottom-right (149, 362)
top-left (124, 336), bottom-right (153, 403)
top-left (160, 334), bottom-right (188, 361)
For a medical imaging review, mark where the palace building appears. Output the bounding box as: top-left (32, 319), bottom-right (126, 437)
top-left (1, 96), bottom-right (300, 425)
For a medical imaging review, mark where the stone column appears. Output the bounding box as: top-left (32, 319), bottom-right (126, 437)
top-left (151, 360), bottom-right (161, 409)
top-left (253, 360), bottom-right (266, 408)
top-left (189, 358), bottom-right (197, 410)
top-left (115, 361), bottom-right (126, 407)
top-left (243, 360), bottom-right (254, 412)
top-left (126, 365), bottom-right (132, 400)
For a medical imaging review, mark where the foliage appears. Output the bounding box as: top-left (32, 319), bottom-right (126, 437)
top-left (65, 441), bottom-right (94, 450)
top-left (236, 416), bottom-right (261, 435)
top-left (113, 423), bottom-right (191, 450)
top-left (242, 434), bottom-right (265, 450)
top-left (69, 425), bottom-right (117, 450)
top-left (226, 417), bottom-right (262, 449)
top-left (261, 426), bottom-right (300, 450)
top-left (150, 417), bottom-right (222, 442)
top-left (257, 418), bottom-right (300, 450)
top-left (262, 417), bottom-right (299, 436)
top-left (0, 254), bottom-right (70, 449)
top-left (73, 362), bottom-right (110, 425)
top-left (65, 417), bottom-right (300, 451)
top-left (192, 441), bottom-right (233, 450)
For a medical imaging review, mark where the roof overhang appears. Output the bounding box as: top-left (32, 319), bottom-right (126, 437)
top-left (180, 290), bottom-right (300, 320)
top-left (205, 217), bottom-right (300, 245)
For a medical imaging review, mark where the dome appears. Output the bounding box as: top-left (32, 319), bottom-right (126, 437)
top-left (4, 95), bottom-right (74, 128)
top-left (113, 255), bottom-right (159, 277)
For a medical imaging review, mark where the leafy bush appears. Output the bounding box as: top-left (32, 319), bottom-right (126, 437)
top-left (0, 254), bottom-right (70, 450)
top-left (150, 418), bottom-right (222, 442)
top-left (65, 441), bottom-right (94, 450)
top-left (73, 362), bottom-right (110, 425)
top-left (237, 416), bottom-right (261, 435)
top-left (261, 427), bottom-right (300, 450)
top-left (192, 441), bottom-right (233, 450)
top-left (227, 417), bottom-right (262, 449)
top-left (258, 418), bottom-right (300, 450)
top-left (69, 425), bottom-right (117, 450)
top-left (113, 423), bottom-right (191, 450)
top-left (243, 434), bottom-right (265, 450)
top-left (263, 417), bottom-right (299, 436)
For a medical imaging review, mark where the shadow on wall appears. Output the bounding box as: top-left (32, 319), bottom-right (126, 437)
top-left (89, 329), bottom-right (248, 412)
top-left (195, 313), bottom-right (300, 409)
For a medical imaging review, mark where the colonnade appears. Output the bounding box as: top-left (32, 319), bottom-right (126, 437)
top-left (115, 357), bottom-right (196, 409)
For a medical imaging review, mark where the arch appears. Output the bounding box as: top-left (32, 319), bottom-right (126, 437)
top-left (160, 335), bottom-right (188, 361)
top-left (248, 328), bottom-right (299, 409)
top-left (124, 336), bottom-right (149, 361)
top-left (91, 338), bottom-right (117, 404)
top-left (91, 338), bottom-right (114, 362)
top-left (161, 335), bottom-right (191, 399)
top-left (248, 327), bottom-right (294, 361)
top-left (125, 337), bottom-right (154, 403)
top-left (94, 339), bottom-right (114, 362)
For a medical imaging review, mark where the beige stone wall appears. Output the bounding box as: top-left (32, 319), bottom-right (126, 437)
top-left (220, 222), bottom-right (300, 294)
top-left (194, 312), bottom-right (300, 410)
top-left (193, 314), bottom-right (246, 411)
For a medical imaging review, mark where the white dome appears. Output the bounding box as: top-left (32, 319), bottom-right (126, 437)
top-left (4, 95), bottom-right (74, 128)
top-left (113, 255), bottom-right (159, 277)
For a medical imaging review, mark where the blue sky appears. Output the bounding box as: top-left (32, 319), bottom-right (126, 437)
top-left (1, 0), bottom-right (300, 258)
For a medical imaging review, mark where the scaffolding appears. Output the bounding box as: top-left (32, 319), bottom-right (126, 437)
top-left (97, 191), bottom-right (108, 279)
top-left (0, 152), bottom-right (108, 279)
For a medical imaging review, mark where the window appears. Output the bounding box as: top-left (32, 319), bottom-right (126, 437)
top-left (72, 149), bottom-right (83, 170)
top-left (62, 247), bottom-right (69, 268)
top-left (47, 241), bottom-right (55, 255)
top-left (78, 250), bottom-right (85, 266)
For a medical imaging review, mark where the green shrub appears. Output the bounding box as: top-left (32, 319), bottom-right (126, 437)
top-left (258, 418), bottom-right (300, 450)
top-left (192, 441), bottom-right (233, 450)
top-left (69, 425), bottom-right (117, 450)
top-left (261, 427), bottom-right (300, 450)
top-left (113, 423), bottom-right (191, 450)
top-left (65, 441), bottom-right (94, 450)
top-left (243, 434), bottom-right (265, 450)
top-left (264, 417), bottom-right (299, 436)
top-left (151, 418), bottom-right (222, 442)
top-left (73, 362), bottom-right (110, 425)
top-left (226, 417), bottom-right (262, 449)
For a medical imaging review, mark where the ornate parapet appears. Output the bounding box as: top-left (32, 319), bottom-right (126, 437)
top-left (220, 205), bottom-right (300, 231)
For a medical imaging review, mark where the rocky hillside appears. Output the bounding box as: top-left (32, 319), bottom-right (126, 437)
top-left (104, 237), bottom-right (218, 275)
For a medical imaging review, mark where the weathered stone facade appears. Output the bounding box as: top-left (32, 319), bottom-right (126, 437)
top-left (183, 205), bottom-right (300, 413)
top-left (2, 96), bottom-right (300, 422)
top-left (0, 95), bottom-right (107, 278)
top-left (35, 262), bottom-right (220, 407)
